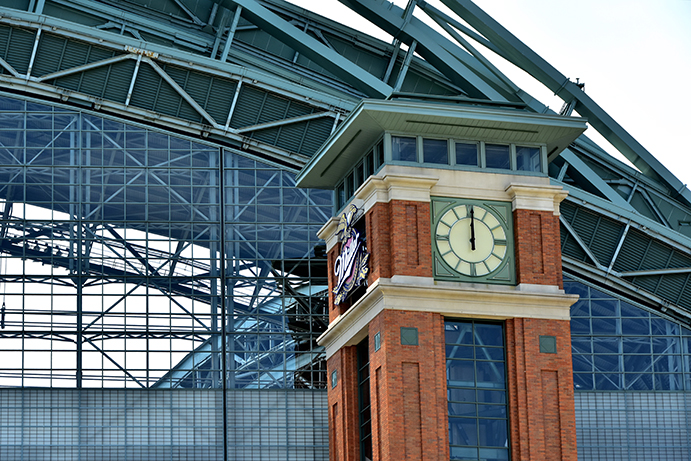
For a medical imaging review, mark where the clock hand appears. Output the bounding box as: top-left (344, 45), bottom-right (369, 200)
top-left (469, 206), bottom-right (476, 251)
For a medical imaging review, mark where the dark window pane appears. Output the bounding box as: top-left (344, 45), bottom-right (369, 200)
top-left (476, 361), bottom-right (505, 388)
top-left (345, 172), bottom-right (354, 197)
top-left (620, 302), bottom-right (649, 317)
top-left (572, 338), bottom-right (592, 354)
top-left (650, 317), bottom-right (679, 336)
top-left (365, 152), bottom-right (374, 176)
top-left (571, 318), bottom-right (590, 335)
top-left (336, 184), bottom-right (345, 209)
top-left (478, 418), bottom-right (508, 447)
top-left (355, 162), bottom-right (364, 189)
top-left (591, 317), bottom-right (619, 335)
top-left (447, 360), bottom-right (475, 387)
top-left (622, 318), bottom-right (650, 335)
top-left (571, 300), bottom-right (589, 317)
top-left (446, 322), bottom-right (474, 345)
top-left (625, 373), bottom-right (654, 390)
top-left (477, 404), bottom-right (506, 418)
top-left (591, 299), bottom-right (619, 317)
top-left (449, 417), bottom-right (478, 446)
top-left (391, 136), bottom-right (416, 162)
top-left (515, 146), bottom-right (541, 172)
top-left (485, 144), bottom-right (510, 169)
top-left (448, 388), bottom-right (475, 403)
top-left (476, 390), bottom-right (506, 404)
top-left (624, 355), bottom-right (652, 373)
top-left (446, 345), bottom-right (474, 359)
top-left (594, 355), bottom-right (621, 372)
top-left (474, 324), bottom-right (504, 346)
top-left (573, 373), bottom-right (594, 390)
top-left (573, 355), bottom-right (593, 372)
top-left (652, 337), bottom-right (680, 354)
top-left (455, 142), bottom-right (478, 166)
top-left (423, 138), bottom-right (448, 164)
top-left (595, 373), bottom-right (623, 390)
top-left (449, 402), bottom-right (476, 417)
top-left (654, 373), bottom-right (683, 390)
top-left (376, 140), bottom-right (384, 167)
top-left (653, 355), bottom-right (682, 373)
top-left (622, 337), bottom-right (650, 354)
top-left (475, 347), bottom-right (504, 361)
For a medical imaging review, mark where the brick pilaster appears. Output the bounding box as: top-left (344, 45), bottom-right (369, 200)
top-left (513, 209), bottom-right (563, 287)
top-left (505, 318), bottom-right (577, 461)
top-left (368, 310), bottom-right (449, 461)
top-left (365, 200), bottom-right (433, 285)
top-left (327, 346), bottom-right (361, 461)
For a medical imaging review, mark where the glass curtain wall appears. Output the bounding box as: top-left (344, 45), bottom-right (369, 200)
top-left (0, 94), bottom-right (330, 460)
top-left (445, 320), bottom-right (509, 461)
top-left (567, 276), bottom-right (691, 460)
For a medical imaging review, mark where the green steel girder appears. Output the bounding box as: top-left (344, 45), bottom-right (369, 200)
top-left (221, 0), bottom-right (392, 98)
top-left (0, 12), bottom-right (350, 164)
top-left (559, 149), bottom-right (635, 212)
top-left (439, 0), bottom-right (691, 208)
top-left (558, 188), bottom-right (691, 319)
top-left (337, 0), bottom-right (513, 100)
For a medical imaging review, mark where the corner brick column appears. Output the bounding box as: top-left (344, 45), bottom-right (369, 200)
top-left (507, 191), bottom-right (577, 460)
top-left (365, 200), bottom-right (433, 283)
top-left (368, 310), bottom-right (449, 461)
top-left (327, 346), bottom-right (361, 461)
top-left (505, 318), bottom-right (577, 461)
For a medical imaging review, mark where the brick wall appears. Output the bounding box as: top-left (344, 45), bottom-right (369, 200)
top-left (505, 318), bottom-right (577, 461)
top-left (365, 200), bottom-right (433, 284)
top-left (327, 346), bottom-right (361, 461)
top-left (367, 310), bottom-right (449, 461)
top-left (514, 209), bottom-right (563, 288)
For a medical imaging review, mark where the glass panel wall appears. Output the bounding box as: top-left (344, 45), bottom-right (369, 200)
top-left (567, 278), bottom-right (689, 391)
top-left (0, 93), bottom-right (330, 459)
top-left (446, 320), bottom-right (509, 461)
top-left (567, 276), bottom-right (691, 461)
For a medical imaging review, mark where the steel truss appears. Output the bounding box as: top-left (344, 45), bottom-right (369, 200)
top-left (0, 0), bottom-right (688, 393)
top-left (0, 96), bottom-right (329, 389)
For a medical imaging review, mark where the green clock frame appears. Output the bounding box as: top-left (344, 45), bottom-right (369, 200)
top-left (431, 197), bottom-right (515, 285)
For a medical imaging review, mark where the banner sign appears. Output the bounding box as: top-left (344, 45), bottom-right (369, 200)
top-left (333, 204), bottom-right (369, 305)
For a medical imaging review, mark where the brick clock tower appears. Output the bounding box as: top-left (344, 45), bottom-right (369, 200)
top-left (296, 99), bottom-right (587, 461)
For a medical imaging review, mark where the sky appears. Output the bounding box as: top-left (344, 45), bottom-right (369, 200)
top-left (286, 0), bottom-right (691, 191)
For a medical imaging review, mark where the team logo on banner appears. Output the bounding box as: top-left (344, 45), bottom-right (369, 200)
top-left (333, 204), bottom-right (369, 305)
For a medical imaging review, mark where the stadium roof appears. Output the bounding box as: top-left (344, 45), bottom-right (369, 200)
top-left (1, 0), bottom-right (691, 324)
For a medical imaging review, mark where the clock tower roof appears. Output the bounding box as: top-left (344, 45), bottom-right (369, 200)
top-left (296, 99), bottom-right (587, 189)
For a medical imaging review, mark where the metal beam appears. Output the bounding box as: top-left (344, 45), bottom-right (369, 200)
top-left (620, 267), bottom-right (691, 277)
top-left (235, 111), bottom-right (334, 134)
top-left (393, 40), bottom-right (417, 92)
top-left (144, 57), bottom-right (219, 127)
top-left (221, 5), bottom-right (243, 62)
top-left (338, 0), bottom-right (511, 100)
top-left (440, 0), bottom-right (691, 207)
top-left (0, 56), bottom-right (19, 78)
top-left (222, 0), bottom-right (392, 98)
top-left (560, 149), bottom-right (636, 211)
top-left (559, 215), bottom-right (603, 270)
top-left (34, 54), bottom-right (133, 83)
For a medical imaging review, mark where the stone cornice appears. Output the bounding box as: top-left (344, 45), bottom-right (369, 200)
top-left (358, 173), bottom-right (440, 211)
top-left (317, 275), bottom-right (578, 358)
top-left (506, 183), bottom-right (569, 215)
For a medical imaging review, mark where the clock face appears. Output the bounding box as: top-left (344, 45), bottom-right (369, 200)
top-left (434, 204), bottom-right (508, 277)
